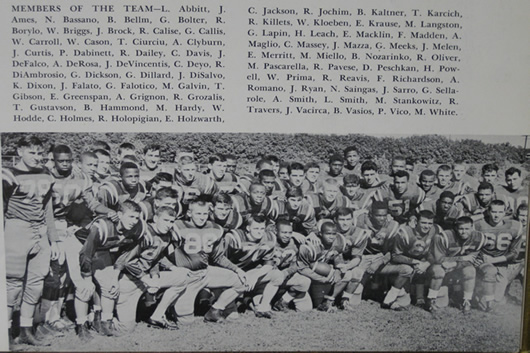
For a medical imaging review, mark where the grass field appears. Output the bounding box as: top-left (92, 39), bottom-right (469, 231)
top-left (13, 282), bottom-right (523, 352)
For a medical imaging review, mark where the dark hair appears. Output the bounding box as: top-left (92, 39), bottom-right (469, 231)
top-left (286, 187), bottom-right (303, 199)
top-left (52, 145), bottom-right (72, 155)
top-left (343, 174), bottom-right (360, 186)
top-left (393, 170), bottom-right (410, 180)
top-left (288, 162), bottom-right (305, 175)
top-left (143, 144), bottom-right (161, 155)
top-left (155, 187), bottom-right (178, 200)
top-left (212, 192), bottom-right (233, 206)
top-left (477, 182), bottom-right (494, 193)
top-left (119, 200), bottom-right (141, 213)
top-left (120, 161), bottom-right (139, 175)
top-left (505, 167), bottom-right (521, 178)
top-left (361, 161), bottom-right (378, 173)
top-left (17, 135), bottom-right (44, 148)
top-left (418, 210), bottom-right (435, 220)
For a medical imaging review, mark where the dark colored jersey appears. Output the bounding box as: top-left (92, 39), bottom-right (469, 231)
top-left (3, 166), bottom-right (55, 224)
top-left (231, 193), bottom-right (275, 220)
top-left (497, 185), bottom-right (529, 217)
top-left (297, 233), bottom-right (348, 268)
top-left (429, 229), bottom-right (486, 264)
top-left (169, 220), bottom-right (225, 271)
top-left (209, 172), bottom-right (239, 194)
top-left (376, 184), bottom-right (425, 224)
top-left (340, 226), bottom-right (370, 259)
top-left (173, 172), bottom-right (218, 203)
top-left (223, 229), bottom-right (277, 271)
top-left (475, 219), bottom-right (524, 262)
top-left (209, 209), bottom-right (243, 232)
top-left (419, 200), bottom-right (464, 230)
top-left (356, 213), bottom-right (400, 255)
top-left (391, 224), bottom-right (442, 263)
top-left (340, 187), bottom-right (378, 211)
top-left (421, 185), bottom-right (443, 204)
top-left (98, 179), bottom-right (147, 211)
top-left (271, 232), bottom-right (306, 271)
top-left (305, 192), bottom-right (351, 220)
top-left (301, 179), bottom-right (318, 195)
top-left (138, 197), bottom-right (183, 222)
top-left (272, 199), bottom-right (317, 235)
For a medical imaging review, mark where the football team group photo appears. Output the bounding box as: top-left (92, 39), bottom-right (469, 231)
top-left (0, 132), bottom-right (527, 351)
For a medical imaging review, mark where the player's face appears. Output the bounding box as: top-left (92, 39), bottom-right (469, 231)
top-left (345, 151), bottom-right (360, 166)
top-left (477, 189), bottom-right (494, 206)
top-left (289, 170), bottom-right (305, 187)
top-left (213, 202), bottom-right (232, 220)
top-left (488, 204), bottom-right (505, 224)
top-left (154, 212), bottom-right (175, 234)
top-left (156, 197), bottom-right (178, 210)
top-left (180, 163), bottom-right (197, 182)
top-left (119, 210), bottom-right (140, 230)
top-left (154, 180), bottom-right (173, 192)
top-left (362, 170), bottom-right (377, 186)
top-left (189, 204), bottom-right (210, 227)
top-left (306, 167), bottom-right (320, 183)
top-left (393, 176), bottom-right (408, 194)
top-left (506, 173), bottom-right (522, 191)
top-left (18, 145), bottom-right (44, 169)
top-left (119, 148), bottom-right (135, 161)
top-left (226, 159), bottom-right (237, 174)
top-left (391, 160), bottom-right (406, 174)
top-left (122, 168), bottom-right (140, 189)
top-left (278, 167), bottom-right (289, 181)
top-left (270, 161), bottom-right (280, 176)
top-left (250, 185), bottom-right (266, 204)
top-left (336, 214), bottom-right (353, 232)
top-left (54, 153), bottom-right (73, 174)
top-left (210, 161), bottom-right (227, 179)
top-left (455, 222), bottom-right (472, 241)
top-left (247, 221), bottom-right (266, 240)
top-left (439, 197), bottom-right (453, 213)
top-left (287, 196), bottom-right (303, 211)
top-left (483, 171), bottom-right (497, 184)
top-left (80, 157), bottom-right (98, 177)
top-left (417, 217), bottom-right (434, 235)
top-left (371, 209), bottom-right (388, 227)
top-left (437, 171), bottom-right (452, 187)
top-left (419, 175), bottom-right (436, 192)
top-left (260, 176), bottom-right (276, 194)
top-left (97, 154), bottom-right (111, 175)
top-left (321, 228), bottom-right (337, 246)
top-left (144, 149), bottom-right (160, 169)
top-left (453, 165), bottom-right (466, 181)
top-left (277, 224), bottom-right (293, 244)
top-left (329, 161), bottom-right (343, 177)
top-left (516, 210), bottom-right (528, 227)
top-left (323, 184), bottom-right (339, 202)
top-left (406, 164), bottom-right (414, 174)
top-left (343, 183), bottom-right (359, 197)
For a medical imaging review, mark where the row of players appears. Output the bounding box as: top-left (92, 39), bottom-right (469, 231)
top-left (3, 136), bottom-right (528, 346)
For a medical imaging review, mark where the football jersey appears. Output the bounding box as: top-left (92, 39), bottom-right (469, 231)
top-left (475, 219), bottom-right (524, 261)
top-left (340, 187), bottom-right (378, 211)
top-left (271, 232), bottom-right (306, 271)
top-left (339, 226), bottom-right (370, 258)
top-left (497, 185), bottom-right (529, 217)
top-left (421, 185), bottom-right (443, 204)
top-left (231, 193), bottom-right (276, 220)
top-left (223, 228), bottom-right (277, 271)
top-left (377, 184), bottom-right (425, 223)
top-left (98, 179), bottom-right (147, 211)
top-left (301, 179), bottom-right (319, 195)
top-left (138, 197), bottom-right (183, 222)
top-left (209, 172), bottom-right (239, 194)
top-left (392, 224), bottom-right (442, 262)
top-left (443, 180), bottom-right (475, 196)
top-left (297, 233), bottom-right (348, 268)
top-left (342, 164), bottom-right (362, 176)
top-left (419, 200), bottom-right (464, 230)
top-left (273, 198), bottom-right (317, 235)
top-left (429, 229), bottom-right (486, 264)
top-left (169, 220), bottom-right (225, 271)
top-left (173, 172), bottom-right (218, 203)
top-left (305, 192), bottom-right (351, 221)
top-left (3, 166), bottom-right (55, 224)
top-left (356, 213), bottom-right (400, 255)
top-left (209, 209), bottom-right (243, 232)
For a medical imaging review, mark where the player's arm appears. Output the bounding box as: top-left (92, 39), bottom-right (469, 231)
top-left (114, 243), bottom-right (141, 275)
top-left (81, 186), bottom-right (114, 216)
top-left (296, 244), bottom-right (329, 282)
top-left (390, 231), bottom-right (419, 265)
top-left (210, 235), bottom-right (244, 273)
top-left (44, 191), bottom-right (59, 243)
top-left (79, 226), bottom-right (103, 278)
top-left (2, 173), bottom-right (16, 215)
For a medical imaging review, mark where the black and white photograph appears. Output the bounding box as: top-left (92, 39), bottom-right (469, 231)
top-left (0, 132), bottom-right (527, 351)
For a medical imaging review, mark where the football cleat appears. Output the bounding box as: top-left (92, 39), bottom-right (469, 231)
top-left (146, 317), bottom-right (179, 330)
top-left (76, 322), bottom-right (93, 342)
top-left (272, 299), bottom-right (290, 312)
top-left (15, 327), bottom-right (50, 346)
top-left (35, 322), bottom-right (64, 338)
top-left (255, 310), bottom-right (273, 319)
top-left (317, 299), bottom-right (335, 313)
top-left (99, 319), bottom-right (116, 336)
top-left (425, 298), bottom-right (440, 313)
top-left (415, 298), bottom-right (425, 307)
top-left (204, 308), bottom-right (224, 323)
top-left (91, 311), bottom-right (102, 334)
top-left (338, 299), bottom-right (354, 311)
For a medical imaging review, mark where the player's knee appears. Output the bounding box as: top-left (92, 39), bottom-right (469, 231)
top-left (461, 265), bottom-right (476, 280)
top-left (428, 264), bottom-right (445, 279)
top-left (479, 264), bottom-right (497, 283)
top-left (398, 265), bottom-right (414, 277)
top-left (349, 267), bottom-right (366, 283)
top-left (292, 275), bottom-right (311, 293)
top-left (269, 269), bottom-right (285, 286)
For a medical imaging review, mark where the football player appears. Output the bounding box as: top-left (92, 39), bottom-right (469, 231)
top-left (231, 183), bottom-right (276, 222)
top-left (481, 163), bottom-right (500, 186)
top-left (225, 154), bottom-right (238, 175)
top-left (343, 146), bottom-right (362, 175)
top-left (98, 162), bottom-right (147, 211)
top-left (418, 169), bottom-right (442, 204)
top-left (321, 154), bottom-right (345, 185)
top-left (419, 191), bottom-right (463, 230)
top-left (173, 155), bottom-right (218, 204)
top-left (206, 154), bottom-right (239, 194)
top-left (301, 162), bottom-right (321, 194)
top-left (139, 144), bottom-right (163, 184)
top-left (209, 192), bottom-right (243, 231)
top-left (305, 178), bottom-right (351, 221)
top-left (285, 162), bottom-right (305, 190)
top-left (497, 167), bottom-right (528, 217)
top-left (3, 135), bottom-right (58, 346)
top-left (360, 161), bottom-right (386, 190)
top-left (94, 149), bottom-right (112, 183)
top-left (271, 187), bottom-right (317, 235)
top-left (456, 182), bottom-right (501, 222)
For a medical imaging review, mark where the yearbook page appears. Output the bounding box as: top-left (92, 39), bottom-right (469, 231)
top-left (0, 0), bottom-right (529, 351)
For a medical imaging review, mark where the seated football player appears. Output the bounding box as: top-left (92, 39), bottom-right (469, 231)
top-left (231, 183), bottom-right (276, 222)
top-left (117, 143), bottom-right (136, 164)
top-left (145, 172), bottom-right (173, 197)
top-left (272, 187), bottom-right (317, 236)
top-left (164, 199), bottom-right (246, 324)
top-left (225, 154), bottom-right (238, 176)
top-left (173, 155), bottom-right (218, 204)
top-left (481, 163), bottom-right (500, 186)
top-left (223, 215), bottom-right (285, 318)
top-left (113, 207), bottom-right (194, 332)
top-left (306, 178), bottom-right (351, 221)
top-left (301, 162), bottom-right (321, 194)
top-left (377, 170), bottom-right (425, 224)
top-left (320, 154), bottom-right (345, 185)
top-left (78, 151), bottom-right (99, 183)
top-left (343, 146), bottom-right (362, 175)
top-left (425, 216), bottom-right (486, 313)
top-left (452, 160), bottom-right (479, 192)
top-left (284, 162), bottom-right (305, 190)
top-left (139, 144), bottom-right (163, 184)
top-left (78, 201), bottom-right (145, 337)
top-left (474, 200), bottom-right (524, 311)
top-left (297, 221), bottom-right (347, 310)
top-left (278, 161), bottom-right (290, 181)
top-left (418, 169), bottom-right (442, 204)
top-left (206, 154), bottom-right (239, 194)
top-left (456, 182), bottom-right (500, 222)
top-left (340, 174), bottom-right (378, 211)
top-left (360, 161), bottom-right (386, 190)
top-left (379, 210), bottom-right (441, 310)
top-left (98, 162), bottom-right (147, 211)
top-left (497, 167), bottom-right (528, 217)
top-left (236, 158), bottom-right (274, 194)
top-left (259, 169), bottom-right (285, 199)
top-left (269, 220), bottom-right (313, 312)
top-left (94, 149), bottom-right (112, 183)
top-left (209, 192), bottom-right (243, 231)
top-left (436, 164), bottom-right (473, 197)
top-left (419, 191), bottom-right (463, 230)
